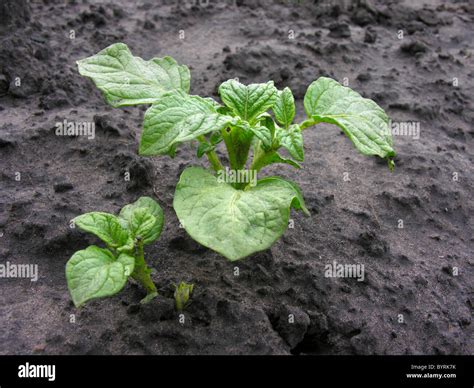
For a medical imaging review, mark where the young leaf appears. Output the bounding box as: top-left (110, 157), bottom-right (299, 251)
top-left (174, 281), bottom-right (194, 311)
top-left (258, 114), bottom-right (276, 137)
top-left (218, 80), bottom-right (278, 124)
top-left (209, 131), bottom-right (223, 145)
top-left (304, 77), bottom-right (395, 160)
top-left (197, 142), bottom-right (215, 158)
top-left (273, 87), bottom-right (295, 128)
top-left (119, 197), bottom-right (164, 244)
top-left (127, 209), bottom-right (158, 244)
top-left (73, 212), bottom-right (134, 251)
top-left (66, 246), bottom-right (135, 307)
top-left (139, 90), bottom-right (234, 156)
top-left (223, 125), bottom-right (254, 170)
top-left (252, 150), bottom-right (301, 170)
top-left (173, 167), bottom-right (308, 261)
top-left (276, 124), bottom-right (304, 161)
top-left (77, 43), bottom-right (190, 107)
top-left (239, 122), bottom-right (273, 150)
top-left (119, 196), bottom-right (163, 221)
top-left (216, 106), bottom-right (235, 116)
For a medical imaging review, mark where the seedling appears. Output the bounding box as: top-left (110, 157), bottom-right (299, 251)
top-left (77, 43), bottom-right (395, 261)
top-left (173, 281), bottom-right (194, 311)
top-left (66, 197), bottom-right (164, 307)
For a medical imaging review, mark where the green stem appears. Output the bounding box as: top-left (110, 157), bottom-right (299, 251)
top-left (227, 141), bottom-right (267, 191)
top-left (299, 118), bottom-right (318, 130)
top-left (249, 140), bottom-right (267, 173)
top-left (197, 135), bottom-right (224, 172)
top-left (131, 241), bottom-right (158, 302)
top-left (221, 128), bottom-right (238, 170)
top-left (206, 149), bottom-right (224, 172)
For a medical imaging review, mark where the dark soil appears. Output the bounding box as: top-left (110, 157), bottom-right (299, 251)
top-left (0, 0), bottom-right (472, 355)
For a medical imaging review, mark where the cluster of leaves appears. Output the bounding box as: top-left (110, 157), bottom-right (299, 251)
top-left (77, 43), bottom-right (395, 261)
top-left (173, 281), bottom-right (194, 312)
top-left (66, 197), bottom-right (163, 307)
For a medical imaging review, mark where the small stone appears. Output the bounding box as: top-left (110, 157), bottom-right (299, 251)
top-left (275, 305), bottom-right (310, 349)
top-left (352, 9), bottom-right (374, 26)
top-left (328, 22), bottom-right (351, 39)
top-left (33, 343), bottom-right (47, 353)
top-left (401, 41), bottom-right (428, 55)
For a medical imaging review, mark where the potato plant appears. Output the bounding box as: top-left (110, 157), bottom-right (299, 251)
top-left (66, 197), bottom-right (163, 306)
top-left (173, 281), bottom-right (194, 312)
top-left (77, 43), bottom-right (395, 261)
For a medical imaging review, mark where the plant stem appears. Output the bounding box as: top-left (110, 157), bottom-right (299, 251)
top-left (131, 241), bottom-right (158, 302)
top-left (299, 118), bottom-right (318, 130)
top-left (206, 149), bottom-right (224, 172)
top-left (221, 129), bottom-right (237, 170)
top-left (249, 140), bottom-right (266, 173)
top-left (197, 135), bottom-right (224, 172)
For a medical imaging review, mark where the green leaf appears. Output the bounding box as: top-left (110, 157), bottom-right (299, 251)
top-left (216, 106), bottom-right (235, 116)
top-left (241, 122), bottom-right (273, 150)
top-left (253, 150), bottom-right (301, 170)
top-left (267, 177), bottom-right (310, 216)
top-left (77, 43), bottom-right (190, 107)
top-left (210, 131), bottom-right (223, 145)
top-left (304, 77), bottom-right (395, 160)
top-left (273, 87), bottom-right (295, 128)
top-left (219, 80), bottom-right (278, 124)
top-left (119, 197), bottom-right (164, 245)
top-left (127, 209), bottom-right (158, 244)
top-left (139, 90), bottom-right (234, 156)
top-left (66, 246), bottom-right (135, 307)
top-left (174, 281), bottom-right (194, 311)
top-left (120, 196), bottom-right (163, 220)
top-left (73, 212), bottom-right (134, 251)
top-left (224, 125), bottom-right (254, 170)
top-left (173, 167), bottom-right (308, 261)
top-left (197, 142), bottom-right (215, 158)
top-left (258, 114), bottom-right (276, 137)
top-left (276, 124), bottom-right (304, 161)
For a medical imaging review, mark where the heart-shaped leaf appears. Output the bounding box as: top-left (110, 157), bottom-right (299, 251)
top-left (276, 124), bottom-right (304, 161)
top-left (304, 77), bottom-right (395, 161)
top-left (66, 246), bottom-right (135, 307)
top-left (73, 212), bottom-right (134, 251)
top-left (173, 167), bottom-right (309, 261)
top-left (273, 87), bottom-right (295, 128)
top-left (119, 197), bottom-right (164, 245)
top-left (77, 43), bottom-right (190, 107)
top-left (139, 90), bottom-right (234, 156)
top-left (239, 121), bottom-right (273, 150)
top-left (219, 80), bottom-right (277, 124)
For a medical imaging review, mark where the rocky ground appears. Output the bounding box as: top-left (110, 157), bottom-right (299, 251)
top-left (0, 0), bottom-right (472, 355)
